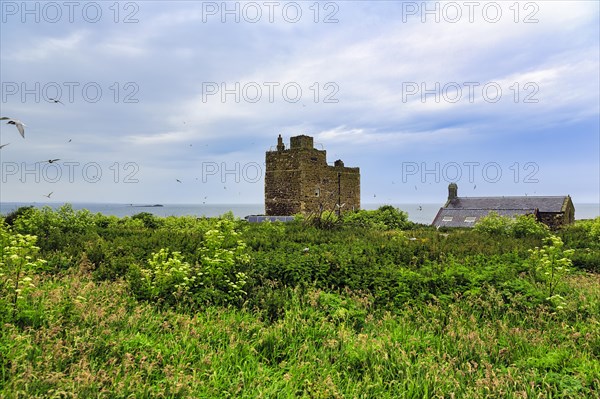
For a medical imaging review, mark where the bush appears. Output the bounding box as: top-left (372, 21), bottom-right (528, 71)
top-left (131, 212), bottom-right (164, 229)
top-left (474, 212), bottom-right (513, 236)
top-left (132, 248), bottom-right (193, 303)
top-left (2, 206), bottom-right (34, 226)
top-left (306, 210), bottom-right (341, 230)
top-left (512, 214), bottom-right (550, 238)
top-left (342, 205), bottom-right (411, 230)
top-left (12, 204), bottom-right (97, 237)
top-left (127, 219), bottom-right (250, 307)
top-left (588, 217), bottom-right (600, 241)
top-left (475, 212), bottom-right (549, 239)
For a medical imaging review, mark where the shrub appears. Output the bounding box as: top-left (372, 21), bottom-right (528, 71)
top-left (589, 217), bottom-right (600, 241)
top-left (306, 210), bottom-right (341, 230)
top-left (195, 219), bottom-right (250, 304)
top-left (134, 248), bottom-right (193, 303)
top-left (342, 205), bottom-right (411, 230)
top-left (473, 212), bottom-right (513, 236)
top-left (131, 212), bottom-right (164, 229)
top-left (12, 204), bottom-right (97, 237)
top-left (128, 219), bottom-right (250, 307)
top-left (512, 214), bottom-right (550, 238)
top-left (475, 212), bottom-right (550, 238)
top-left (2, 206), bottom-right (34, 226)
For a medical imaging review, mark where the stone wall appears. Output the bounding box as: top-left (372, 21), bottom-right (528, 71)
top-left (265, 135), bottom-right (360, 216)
top-left (537, 198), bottom-right (575, 229)
top-left (538, 210), bottom-right (574, 229)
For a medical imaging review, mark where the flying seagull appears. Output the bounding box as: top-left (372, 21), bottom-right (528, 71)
top-left (176, 179), bottom-right (182, 183)
top-left (39, 159), bottom-right (60, 164)
top-left (49, 98), bottom-right (64, 105)
top-left (44, 192), bottom-right (53, 199)
top-left (0, 117), bottom-right (25, 138)
top-left (0, 143), bottom-right (9, 149)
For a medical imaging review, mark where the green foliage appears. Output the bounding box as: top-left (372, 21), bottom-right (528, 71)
top-left (342, 205), bottom-right (411, 230)
top-left (512, 214), bottom-right (551, 238)
top-left (475, 212), bottom-right (550, 238)
top-left (1, 274), bottom-right (598, 398)
top-left (13, 204), bottom-right (97, 235)
top-left (304, 205), bottom-right (412, 231)
top-left (0, 220), bottom-right (47, 321)
top-left (131, 212), bottom-right (164, 229)
top-left (134, 248), bottom-right (193, 302)
top-left (1, 207), bottom-right (599, 398)
top-left (296, 208), bottom-right (341, 230)
top-left (528, 235), bottom-right (574, 308)
top-left (195, 219), bottom-right (250, 304)
top-left (2, 205), bottom-right (34, 226)
top-left (128, 219), bottom-right (250, 306)
top-left (558, 219), bottom-right (600, 273)
top-left (588, 216), bottom-right (600, 241)
top-left (473, 211), bottom-right (513, 235)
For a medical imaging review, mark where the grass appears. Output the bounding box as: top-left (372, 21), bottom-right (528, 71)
top-left (2, 264), bottom-right (598, 398)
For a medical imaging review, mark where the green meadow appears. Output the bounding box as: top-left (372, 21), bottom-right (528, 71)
top-left (1, 205), bottom-right (599, 398)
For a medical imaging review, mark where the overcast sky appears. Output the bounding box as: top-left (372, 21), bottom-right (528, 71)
top-left (1, 0), bottom-right (598, 206)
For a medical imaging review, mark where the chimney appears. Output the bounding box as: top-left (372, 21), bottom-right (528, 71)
top-left (448, 183), bottom-right (458, 200)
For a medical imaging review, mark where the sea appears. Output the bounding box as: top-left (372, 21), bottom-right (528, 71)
top-left (1, 202), bottom-right (598, 225)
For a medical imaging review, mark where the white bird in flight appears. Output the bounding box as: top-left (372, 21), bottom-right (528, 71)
top-left (0, 117), bottom-right (26, 138)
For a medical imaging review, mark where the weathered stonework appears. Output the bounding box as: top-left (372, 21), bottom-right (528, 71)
top-left (265, 134), bottom-right (360, 216)
top-left (537, 198), bottom-right (575, 229)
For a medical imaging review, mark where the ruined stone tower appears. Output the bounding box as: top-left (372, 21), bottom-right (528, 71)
top-left (265, 134), bottom-right (360, 216)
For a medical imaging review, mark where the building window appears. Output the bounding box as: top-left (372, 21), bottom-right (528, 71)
top-left (464, 217), bottom-right (476, 223)
top-left (442, 216), bottom-right (453, 222)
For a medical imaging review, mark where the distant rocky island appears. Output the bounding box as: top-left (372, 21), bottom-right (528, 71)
top-left (130, 204), bottom-right (164, 207)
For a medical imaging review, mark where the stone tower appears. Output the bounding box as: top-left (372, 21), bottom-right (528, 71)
top-left (265, 134), bottom-right (360, 216)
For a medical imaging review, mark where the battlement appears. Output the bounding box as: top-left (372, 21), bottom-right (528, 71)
top-left (290, 135), bottom-right (314, 149)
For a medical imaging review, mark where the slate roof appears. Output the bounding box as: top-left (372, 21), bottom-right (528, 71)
top-left (431, 208), bottom-right (535, 228)
top-left (444, 196), bottom-right (568, 213)
top-left (432, 195), bottom-right (571, 228)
